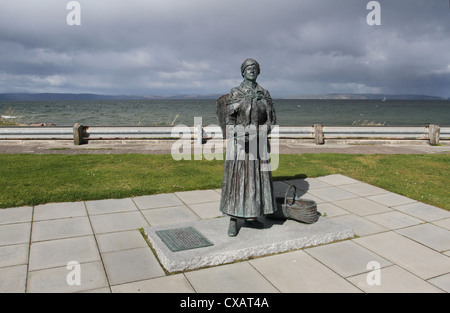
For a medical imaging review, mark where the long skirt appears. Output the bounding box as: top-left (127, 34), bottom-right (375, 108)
top-left (219, 137), bottom-right (277, 218)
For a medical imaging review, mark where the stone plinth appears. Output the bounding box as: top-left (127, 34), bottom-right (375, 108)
top-left (143, 216), bottom-right (354, 273)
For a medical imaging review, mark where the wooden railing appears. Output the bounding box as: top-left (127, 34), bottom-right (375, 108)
top-left (0, 124), bottom-right (447, 145)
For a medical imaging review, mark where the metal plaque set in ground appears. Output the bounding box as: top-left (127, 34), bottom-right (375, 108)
top-left (155, 227), bottom-right (214, 252)
top-left (144, 216), bottom-right (354, 273)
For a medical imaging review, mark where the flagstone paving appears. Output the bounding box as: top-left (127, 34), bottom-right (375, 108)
top-left (0, 174), bottom-right (449, 293)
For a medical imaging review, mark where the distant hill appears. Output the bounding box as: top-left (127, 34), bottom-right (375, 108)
top-left (144, 94), bottom-right (223, 100)
top-left (0, 92), bottom-right (447, 101)
top-left (0, 93), bottom-right (226, 101)
top-left (0, 93), bottom-right (148, 101)
top-left (282, 94), bottom-right (448, 100)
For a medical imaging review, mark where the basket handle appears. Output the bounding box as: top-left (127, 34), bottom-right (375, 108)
top-left (284, 185), bottom-right (297, 206)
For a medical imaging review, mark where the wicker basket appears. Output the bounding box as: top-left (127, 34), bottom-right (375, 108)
top-left (268, 185), bottom-right (320, 224)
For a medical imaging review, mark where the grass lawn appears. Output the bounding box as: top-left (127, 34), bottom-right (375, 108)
top-left (0, 153), bottom-right (448, 210)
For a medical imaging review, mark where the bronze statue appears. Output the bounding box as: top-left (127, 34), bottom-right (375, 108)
top-left (217, 58), bottom-right (277, 237)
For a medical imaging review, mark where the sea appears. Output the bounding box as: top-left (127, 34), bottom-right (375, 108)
top-left (1, 99), bottom-right (449, 127)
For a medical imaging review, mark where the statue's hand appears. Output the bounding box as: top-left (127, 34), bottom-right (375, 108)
top-left (226, 102), bottom-right (240, 113)
top-left (256, 91), bottom-right (263, 101)
top-left (243, 95), bottom-right (253, 105)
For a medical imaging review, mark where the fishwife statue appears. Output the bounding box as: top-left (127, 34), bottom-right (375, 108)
top-left (217, 58), bottom-right (277, 237)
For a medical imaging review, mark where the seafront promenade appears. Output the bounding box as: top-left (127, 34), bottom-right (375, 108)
top-left (0, 138), bottom-right (449, 155)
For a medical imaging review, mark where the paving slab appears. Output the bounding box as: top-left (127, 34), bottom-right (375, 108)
top-left (284, 177), bottom-right (331, 191)
top-left (143, 216), bottom-right (354, 273)
top-left (433, 218), bottom-right (450, 231)
top-left (96, 230), bottom-right (149, 253)
top-left (396, 223), bottom-right (450, 252)
top-left (0, 206), bottom-right (33, 225)
top-left (27, 261), bottom-right (108, 293)
top-left (330, 214), bottom-right (388, 237)
top-left (0, 264), bottom-right (27, 293)
top-left (354, 231), bottom-right (450, 280)
top-left (316, 174), bottom-right (360, 186)
top-left (187, 201), bottom-right (223, 220)
top-left (365, 211), bottom-right (423, 230)
top-left (133, 193), bottom-right (184, 210)
top-left (301, 192), bottom-right (328, 204)
top-left (308, 186), bottom-right (358, 202)
top-left (101, 247), bottom-right (165, 286)
top-left (0, 244), bottom-right (29, 268)
top-left (0, 223), bottom-right (31, 246)
top-left (33, 202), bottom-right (86, 221)
top-left (89, 211), bottom-right (149, 234)
top-left (184, 261), bottom-right (279, 293)
top-left (85, 198), bottom-right (139, 215)
top-left (346, 265), bottom-right (444, 293)
top-left (305, 240), bottom-right (392, 277)
top-left (82, 287), bottom-right (111, 293)
top-left (367, 193), bottom-right (416, 207)
top-left (31, 216), bottom-right (93, 242)
top-left (393, 202), bottom-right (450, 222)
top-left (111, 274), bottom-right (195, 293)
top-left (175, 190), bottom-right (221, 205)
top-left (28, 236), bottom-right (100, 271)
top-left (316, 202), bottom-right (350, 217)
top-left (428, 273), bottom-right (450, 293)
top-left (332, 197), bottom-right (392, 216)
top-left (142, 205), bottom-right (200, 227)
top-left (249, 250), bottom-right (361, 293)
top-left (336, 182), bottom-right (388, 197)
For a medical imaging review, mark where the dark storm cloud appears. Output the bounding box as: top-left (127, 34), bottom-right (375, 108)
top-left (0, 0), bottom-right (449, 97)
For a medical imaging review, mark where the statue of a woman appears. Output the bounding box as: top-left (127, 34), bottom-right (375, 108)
top-left (218, 58), bottom-right (277, 236)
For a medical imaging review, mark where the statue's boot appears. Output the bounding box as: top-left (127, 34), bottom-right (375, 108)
top-left (228, 217), bottom-right (238, 237)
top-left (245, 218), bottom-right (264, 229)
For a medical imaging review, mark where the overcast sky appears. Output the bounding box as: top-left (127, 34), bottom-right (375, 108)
top-left (0, 0), bottom-right (449, 97)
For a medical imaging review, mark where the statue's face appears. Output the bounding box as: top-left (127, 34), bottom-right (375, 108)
top-left (243, 64), bottom-right (259, 82)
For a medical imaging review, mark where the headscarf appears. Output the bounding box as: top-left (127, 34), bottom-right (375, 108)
top-left (240, 58), bottom-right (260, 77)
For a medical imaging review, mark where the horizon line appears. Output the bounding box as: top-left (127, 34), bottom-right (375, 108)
top-left (0, 91), bottom-right (448, 100)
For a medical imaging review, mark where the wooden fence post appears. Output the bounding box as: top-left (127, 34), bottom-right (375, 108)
top-left (73, 123), bottom-right (89, 145)
top-left (429, 124), bottom-right (440, 145)
top-left (314, 124), bottom-right (324, 145)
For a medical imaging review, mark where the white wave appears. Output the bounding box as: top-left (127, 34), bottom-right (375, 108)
top-left (1, 115), bottom-right (23, 119)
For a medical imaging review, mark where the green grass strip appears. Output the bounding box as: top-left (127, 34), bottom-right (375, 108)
top-left (0, 153), bottom-right (448, 210)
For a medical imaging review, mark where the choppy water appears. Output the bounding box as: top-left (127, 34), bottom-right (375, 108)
top-left (1, 99), bottom-right (449, 127)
